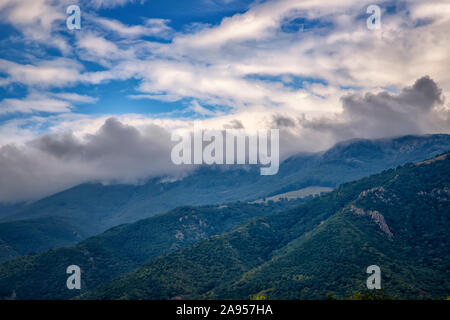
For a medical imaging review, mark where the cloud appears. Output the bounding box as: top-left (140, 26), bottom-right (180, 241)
top-left (300, 76), bottom-right (449, 141)
top-left (272, 115), bottom-right (296, 128)
top-left (75, 33), bottom-right (136, 65)
top-left (91, 16), bottom-right (173, 39)
top-left (186, 100), bottom-right (219, 117)
top-left (0, 0), bottom-right (148, 55)
top-left (1, 0), bottom-right (450, 202)
top-left (0, 118), bottom-right (186, 202)
top-left (2, 0), bottom-right (450, 118)
top-left (0, 76), bottom-right (448, 202)
top-left (0, 0), bottom-right (70, 53)
top-left (51, 92), bottom-right (98, 104)
top-left (130, 0), bottom-right (450, 116)
top-left (222, 119), bottom-right (244, 129)
top-left (86, 0), bottom-right (145, 9)
top-left (0, 91), bottom-right (97, 115)
top-left (0, 58), bottom-right (84, 87)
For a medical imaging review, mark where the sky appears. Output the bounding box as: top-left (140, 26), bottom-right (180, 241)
top-left (0, 0), bottom-right (449, 202)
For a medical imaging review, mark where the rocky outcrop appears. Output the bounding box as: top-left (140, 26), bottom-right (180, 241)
top-left (349, 205), bottom-right (393, 240)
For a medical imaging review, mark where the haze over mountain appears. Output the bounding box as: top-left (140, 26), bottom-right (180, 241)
top-left (0, 134), bottom-right (449, 262)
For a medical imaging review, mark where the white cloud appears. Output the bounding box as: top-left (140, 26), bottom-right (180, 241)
top-left (86, 0), bottom-right (145, 9)
top-left (92, 16), bottom-right (173, 39)
top-left (0, 91), bottom-right (97, 115)
top-left (4, 0), bottom-right (450, 116)
top-left (138, 0), bottom-right (450, 113)
top-left (75, 33), bottom-right (136, 65)
top-left (0, 58), bottom-right (84, 87)
top-left (186, 100), bottom-right (219, 116)
top-left (0, 0), bottom-right (71, 53)
top-left (51, 92), bottom-right (98, 103)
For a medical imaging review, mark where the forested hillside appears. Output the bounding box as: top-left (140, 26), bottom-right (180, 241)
top-left (81, 153), bottom-right (450, 300)
top-left (1, 134), bottom-right (448, 262)
top-left (0, 200), bottom-right (303, 299)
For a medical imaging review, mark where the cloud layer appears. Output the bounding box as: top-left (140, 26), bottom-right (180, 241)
top-left (0, 118), bottom-right (187, 202)
top-left (0, 0), bottom-right (449, 202)
top-left (0, 77), bottom-right (448, 202)
top-left (300, 76), bottom-right (449, 142)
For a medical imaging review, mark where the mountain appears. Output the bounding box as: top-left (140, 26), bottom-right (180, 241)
top-left (0, 200), bottom-right (304, 299)
top-left (0, 203), bottom-right (26, 220)
top-left (80, 152), bottom-right (450, 300)
top-left (0, 217), bottom-right (87, 262)
top-left (0, 134), bottom-right (449, 262)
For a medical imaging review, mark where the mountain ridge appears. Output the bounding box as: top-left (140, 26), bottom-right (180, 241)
top-left (0, 200), bottom-right (305, 299)
top-left (0, 134), bottom-right (449, 263)
top-left (79, 151), bottom-right (450, 300)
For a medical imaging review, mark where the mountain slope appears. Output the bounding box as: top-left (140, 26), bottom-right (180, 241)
top-left (81, 152), bottom-right (450, 300)
top-left (0, 200), bottom-right (303, 300)
top-left (1, 134), bottom-right (449, 262)
top-left (0, 203), bottom-right (26, 220)
top-left (0, 217), bottom-right (86, 262)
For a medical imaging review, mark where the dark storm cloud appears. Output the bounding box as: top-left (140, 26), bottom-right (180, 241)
top-left (223, 119), bottom-right (244, 129)
top-left (272, 115), bottom-right (297, 128)
top-left (301, 76), bottom-right (448, 140)
top-left (0, 118), bottom-right (188, 202)
top-left (31, 118), bottom-right (172, 163)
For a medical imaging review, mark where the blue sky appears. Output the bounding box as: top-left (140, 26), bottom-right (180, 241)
top-left (0, 0), bottom-right (448, 202)
top-left (0, 0), bottom-right (259, 123)
top-left (0, 0), bottom-right (401, 127)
